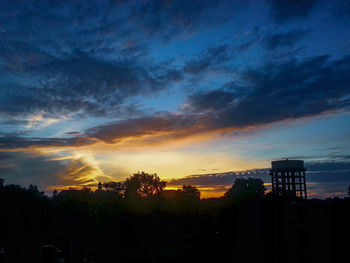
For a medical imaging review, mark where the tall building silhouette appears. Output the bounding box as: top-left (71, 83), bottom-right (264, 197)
top-left (270, 159), bottom-right (307, 199)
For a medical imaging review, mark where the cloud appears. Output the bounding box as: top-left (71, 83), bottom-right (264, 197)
top-left (332, 0), bottom-right (350, 20)
top-left (167, 162), bottom-right (350, 198)
top-left (0, 113), bottom-right (214, 150)
top-left (187, 90), bottom-right (238, 112)
top-left (0, 54), bottom-right (349, 151)
top-left (167, 169), bottom-right (270, 198)
top-left (184, 45), bottom-right (234, 75)
top-left (167, 169), bottom-right (270, 186)
top-left (268, 0), bottom-right (319, 23)
top-left (0, 50), bottom-right (179, 118)
top-left (2, 0), bottom-right (230, 119)
top-left (0, 151), bottom-right (112, 191)
top-left (263, 29), bottom-right (310, 50)
top-left (0, 0), bottom-right (348, 198)
top-left (128, 0), bottom-right (242, 42)
top-left (1, 148), bottom-right (349, 198)
top-left (85, 113), bottom-right (214, 146)
top-left (65, 131), bottom-right (82, 136)
top-left (305, 162), bottom-right (350, 198)
top-left (0, 151), bottom-right (67, 190)
top-left (0, 0), bottom-right (344, 126)
top-left (285, 153), bottom-right (350, 163)
top-left (306, 161), bottom-right (350, 172)
top-left (189, 55), bottom-right (350, 128)
top-left (0, 152), bottom-right (12, 160)
top-left (0, 135), bottom-right (95, 150)
top-left (53, 157), bottom-right (109, 189)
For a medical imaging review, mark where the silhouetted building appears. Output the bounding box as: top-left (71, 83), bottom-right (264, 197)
top-left (270, 159), bottom-right (307, 199)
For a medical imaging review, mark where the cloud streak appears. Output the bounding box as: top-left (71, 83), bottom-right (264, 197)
top-left (83, 55), bottom-right (350, 148)
top-left (1, 55), bottom-right (349, 151)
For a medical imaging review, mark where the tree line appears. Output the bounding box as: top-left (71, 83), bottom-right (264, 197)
top-left (0, 173), bottom-right (349, 263)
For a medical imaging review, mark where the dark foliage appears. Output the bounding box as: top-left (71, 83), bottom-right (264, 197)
top-left (0, 177), bottom-right (349, 263)
top-left (177, 185), bottom-right (201, 200)
top-left (124, 171), bottom-right (166, 199)
top-left (224, 178), bottom-right (266, 201)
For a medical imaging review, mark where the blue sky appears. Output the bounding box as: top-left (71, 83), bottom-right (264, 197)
top-left (0, 0), bottom-right (349, 197)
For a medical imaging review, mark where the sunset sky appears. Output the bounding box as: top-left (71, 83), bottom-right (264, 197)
top-left (0, 0), bottom-right (350, 198)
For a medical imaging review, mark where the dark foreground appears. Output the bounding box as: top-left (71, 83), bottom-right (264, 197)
top-left (1, 184), bottom-right (349, 263)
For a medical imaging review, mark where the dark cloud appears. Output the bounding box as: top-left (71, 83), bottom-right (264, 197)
top-left (282, 153), bottom-right (350, 162)
top-left (263, 29), bottom-right (310, 50)
top-left (0, 152), bottom-right (67, 190)
top-left (65, 131), bottom-right (81, 136)
top-left (1, 55), bottom-right (349, 150)
top-left (85, 113), bottom-right (210, 144)
top-left (0, 50), bottom-right (177, 118)
top-left (305, 162), bottom-right (350, 198)
top-left (0, 120), bottom-right (29, 126)
top-left (168, 169), bottom-right (270, 186)
top-left (128, 0), bottom-right (235, 42)
top-left (188, 90), bottom-right (237, 112)
top-left (0, 0), bottom-right (234, 119)
top-left (0, 135), bottom-right (95, 150)
top-left (268, 0), bottom-right (319, 23)
top-left (184, 45), bottom-right (234, 75)
top-left (0, 151), bottom-right (106, 191)
top-left (306, 161), bottom-right (350, 172)
top-left (0, 0), bottom-right (342, 123)
top-left (167, 163), bottom-right (350, 198)
top-left (190, 55), bottom-right (350, 128)
top-left (69, 55), bottom-right (350, 146)
top-left (332, 0), bottom-right (350, 20)
top-left (1, 113), bottom-right (209, 150)
top-left (0, 152), bottom-right (12, 160)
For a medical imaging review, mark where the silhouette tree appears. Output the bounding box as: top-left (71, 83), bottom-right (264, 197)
top-left (56, 186), bottom-right (93, 201)
top-left (224, 178), bottom-right (266, 201)
top-left (124, 172), bottom-right (166, 199)
top-left (348, 186), bottom-right (350, 197)
top-left (28, 184), bottom-right (45, 196)
top-left (177, 185), bottom-right (200, 201)
top-left (102, 181), bottom-right (124, 196)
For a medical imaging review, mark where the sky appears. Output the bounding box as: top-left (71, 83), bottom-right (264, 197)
top-left (0, 0), bottom-right (350, 198)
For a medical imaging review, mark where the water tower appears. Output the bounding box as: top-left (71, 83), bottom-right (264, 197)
top-left (270, 159), bottom-right (307, 199)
